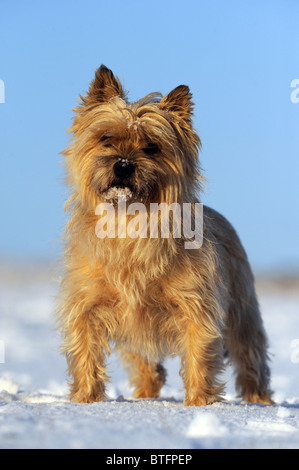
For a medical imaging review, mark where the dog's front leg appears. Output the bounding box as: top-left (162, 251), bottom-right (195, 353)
top-left (179, 319), bottom-right (224, 406)
top-left (63, 306), bottom-right (110, 403)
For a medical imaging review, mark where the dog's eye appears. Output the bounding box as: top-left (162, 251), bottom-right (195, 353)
top-left (100, 135), bottom-right (112, 148)
top-left (142, 143), bottom-right (160, 155)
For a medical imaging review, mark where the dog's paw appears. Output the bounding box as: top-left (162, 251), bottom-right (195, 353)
top-left (70, 390), bottom-right (106, 404)
top-left (184, 394), bottom-right (222, 407)
top-left (243, 393), bottom-right (274, 406)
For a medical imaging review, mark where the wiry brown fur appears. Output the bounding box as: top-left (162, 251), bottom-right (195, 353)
top-left (57, 64), bottom-right (273, 405)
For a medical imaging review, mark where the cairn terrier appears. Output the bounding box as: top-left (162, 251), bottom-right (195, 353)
top-left (57, 65), bottom-right (273, 406)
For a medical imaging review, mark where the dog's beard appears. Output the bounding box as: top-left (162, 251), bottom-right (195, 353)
top-left (99, 174), bottom-right (139, 203)
top-left (98, 171), bottom-right (160, 204)
top-left (102, 185), bottom-right (134, 202)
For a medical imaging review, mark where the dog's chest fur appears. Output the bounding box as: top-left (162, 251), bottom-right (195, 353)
top-left (93, 240), bottom-right (185, 360)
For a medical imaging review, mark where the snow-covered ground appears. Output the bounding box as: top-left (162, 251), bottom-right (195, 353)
top-left (0, 264), bottom-right (298, 449)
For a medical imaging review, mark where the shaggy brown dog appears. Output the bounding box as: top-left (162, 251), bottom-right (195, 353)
top-left (57, 65), bottom-right (273, 406)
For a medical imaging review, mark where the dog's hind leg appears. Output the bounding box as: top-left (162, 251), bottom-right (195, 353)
top-left (117, 349), bottom-right (166, 399)
top-left (226, 275), bottom-right (274, 405)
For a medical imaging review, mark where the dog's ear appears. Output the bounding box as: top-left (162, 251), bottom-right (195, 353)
top-left (85, 64), bottom-right (125, 103)
top-left (159, 85), bottom-right (194, 123)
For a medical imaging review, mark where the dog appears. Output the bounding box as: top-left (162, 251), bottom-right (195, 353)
top-left (57, 64), bottom-right (273, 406)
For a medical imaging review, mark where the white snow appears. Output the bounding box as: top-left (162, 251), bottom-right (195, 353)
top-left (0, 266), bottom-right (299, 449)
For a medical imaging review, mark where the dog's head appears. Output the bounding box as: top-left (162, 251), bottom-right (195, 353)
top-left (63, 65), bottom-right (202, 209)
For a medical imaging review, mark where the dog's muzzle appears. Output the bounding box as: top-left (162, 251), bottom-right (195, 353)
top-left (113, 159), bottom-right (135, 180)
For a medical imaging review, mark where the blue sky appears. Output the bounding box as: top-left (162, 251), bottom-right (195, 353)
top-left (0, 0), bottom-right (298, 273)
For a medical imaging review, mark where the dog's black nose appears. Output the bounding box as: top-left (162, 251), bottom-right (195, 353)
top-left (113, 159), bottom-right (135, 179)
